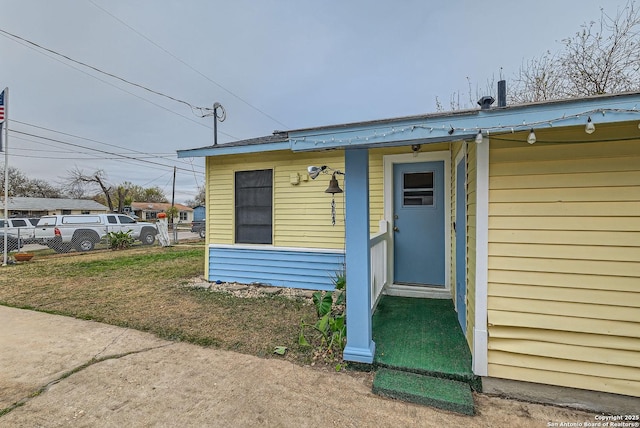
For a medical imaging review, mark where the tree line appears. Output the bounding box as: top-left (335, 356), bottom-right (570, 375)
top-left (1, 165), bottom-right (205, 212)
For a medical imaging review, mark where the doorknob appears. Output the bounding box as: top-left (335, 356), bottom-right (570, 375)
top-left (393, 226), bottom-right (399, 232)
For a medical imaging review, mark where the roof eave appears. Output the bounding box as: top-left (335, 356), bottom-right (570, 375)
top-left (177, 92), bottom-right (640, 156)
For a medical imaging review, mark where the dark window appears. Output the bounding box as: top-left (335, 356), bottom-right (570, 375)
top-left (62, 210), bottom-right (71, 215)
top-left (12, 220), bottom-right (27, 227)
top-left (107, 215), bottom-right (118, 224)
top-left (235, 169), bottom-right (273, 244)
top-left (403, 172), bottom-right (434, 206)
top-left (179, 212), bottom-right (188, 221)
top-left (118, 215), bottom-right (136, 224)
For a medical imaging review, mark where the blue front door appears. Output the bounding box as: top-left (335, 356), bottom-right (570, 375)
top-left (455, 157), bottom-right (467, 333)
top-left (393, 161), bottom-right (445, 286)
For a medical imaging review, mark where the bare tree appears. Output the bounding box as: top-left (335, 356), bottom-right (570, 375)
top-left (184, 186), bottom-right (205, 208)
top-left (509, 53), bottom-right (567, 103)
top-left (66, 167), bottom-right (114, 211)
top-left (510, 1), bottom-right (640, 102)
top-left (114, 185), bottom-right (130, 214)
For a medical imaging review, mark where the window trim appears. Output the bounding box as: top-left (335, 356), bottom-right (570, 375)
top-left (402, 171), bottom-right (435, 207)
top-left (234, 168), bottom-right (274, 245)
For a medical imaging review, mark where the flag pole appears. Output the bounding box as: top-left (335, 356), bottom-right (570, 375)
top-left (3, 87), bottom-right (9, 266)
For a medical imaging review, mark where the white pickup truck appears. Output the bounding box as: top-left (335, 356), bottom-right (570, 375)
top-left (35, 214), bottom-right (158, 253)
top-left (0, 218), bottom-right (40, 243)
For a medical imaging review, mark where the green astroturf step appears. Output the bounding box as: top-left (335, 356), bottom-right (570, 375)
top-left (372, 368), bottom-right (475, 416)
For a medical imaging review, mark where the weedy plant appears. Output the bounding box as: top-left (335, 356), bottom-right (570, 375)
top-left (107, 230), bottom-right (136, 250)
top-left (299, 270), bottom-right (346, 369)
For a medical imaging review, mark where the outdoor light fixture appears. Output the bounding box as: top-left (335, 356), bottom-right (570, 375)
top-left (307, 165), bottom-right (343, 179)
top-left (585, 116), bottom-right (596, 134)
top-left (448, 126), bottom-right (455, 135)
top-left (307, 165), bottom-right (327, 179)
top-left (527, 129), bottom-right (537, 144)
top-left (475, 130), bottom-right (483, 144)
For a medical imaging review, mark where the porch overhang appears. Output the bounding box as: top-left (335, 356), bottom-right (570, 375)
top-left (289, 92), bottom-right (640, 152)
top-left (177, 92), bottom-right (640, 158)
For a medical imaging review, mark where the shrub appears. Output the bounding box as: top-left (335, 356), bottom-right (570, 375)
top-left (107, 230), bottom-right (135, 250)
top-left (299, 270), bottom-right (346, 368)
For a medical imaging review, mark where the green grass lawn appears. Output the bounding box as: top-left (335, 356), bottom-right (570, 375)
top-left (0, 244), bottom-right (318, 364)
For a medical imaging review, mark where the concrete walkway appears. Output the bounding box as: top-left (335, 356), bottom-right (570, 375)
top-left (0, 306), bottom-right (596, 427)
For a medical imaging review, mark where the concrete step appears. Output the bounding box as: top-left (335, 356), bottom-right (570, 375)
top-left (372, 368), bottom-right (474, 416)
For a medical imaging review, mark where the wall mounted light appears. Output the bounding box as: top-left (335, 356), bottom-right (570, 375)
top-left (448, 126), bottom-right (455, 135)
top-left (585, 116), bottom-right (596, 134)
top-left (307, 165), bottom-right (327, 179)
top-left (527, 129), bottom-right (537, 144)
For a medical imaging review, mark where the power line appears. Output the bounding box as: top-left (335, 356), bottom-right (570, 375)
top-left (9, 129), bottom-right (203, 174)
top-left (188, 158), bottom-right (202, 190)
top-left (0, 27), bottom-right (219, 118)
top-left (88, 0), bottom-right (289, 129)
top-left (12, 120), bottom-right (205, 170)
top-left (11, 135), bottom-right (177, 157)
top-left (1, 33), bottom-right (239, 140)
top-left (141, 170), bottom-right (172, 187)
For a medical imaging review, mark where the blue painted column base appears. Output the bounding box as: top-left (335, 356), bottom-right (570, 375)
top-left (343, 148), bottom-right (375, 364)
top-left (344, 342), bottom-right (376, 364)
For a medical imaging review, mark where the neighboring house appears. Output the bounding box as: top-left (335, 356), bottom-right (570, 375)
top-left (0, 197), bottom-right (109, 217)
top-left (177, 92), bottom-right (640, 404)
top-left (192, 205), bottom-right (205, 222)
top-left (130, 202), bottom-right (194, 224)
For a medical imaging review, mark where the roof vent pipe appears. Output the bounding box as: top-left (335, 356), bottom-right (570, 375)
top-left (497, 80), bottom-right (507, 107)
top-left (477, 96), bottom-right (495, 110)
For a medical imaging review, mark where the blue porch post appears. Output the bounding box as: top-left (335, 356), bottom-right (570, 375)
top-left (343, 148), bottom-right (376, 363)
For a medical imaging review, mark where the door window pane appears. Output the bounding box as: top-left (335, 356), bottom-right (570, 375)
top-left (403, 172), bottom-right (434, 206)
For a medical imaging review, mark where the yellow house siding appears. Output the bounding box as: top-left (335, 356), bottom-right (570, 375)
top-left (207, 155), bottom-right (234, 244)
top-left (466, 142), bottom-right (477, 348)
top-left (207, 150), bottom-right (345, 249)
top-left (487, 134), bottom-right (640, 397)
top-left (368, 150), bottom-right (385, 235)
top-left (207, 145), bottom-right (452, 248)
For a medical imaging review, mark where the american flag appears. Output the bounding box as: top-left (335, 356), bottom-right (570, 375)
top-left (0, 89), bottom-right (4, 122)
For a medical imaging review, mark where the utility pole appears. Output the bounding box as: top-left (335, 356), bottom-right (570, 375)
top-left (171, 166), bottom-right (177, 243)
top-left (2, 87), bottom-right (9, 266)
top-left (210, 102), bottom-right (226, 145)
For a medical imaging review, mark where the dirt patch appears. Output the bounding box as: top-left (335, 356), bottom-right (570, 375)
top-left (0, 306), bottom-right (599, 427)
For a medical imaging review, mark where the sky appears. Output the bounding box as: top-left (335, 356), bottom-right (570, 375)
top-left (0, 0), bottom-right (630, 204)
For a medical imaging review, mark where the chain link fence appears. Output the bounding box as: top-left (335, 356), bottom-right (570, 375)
top-left (38, 225), bottom-right (158, 253)
top-left (2, 220), bottom-right (203, 255)
top-left (0, 231), bottom-right (24, 253)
